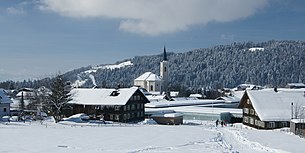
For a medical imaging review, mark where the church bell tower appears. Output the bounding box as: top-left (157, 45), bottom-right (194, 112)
top-left (160, 46), bottom-right (169, 94)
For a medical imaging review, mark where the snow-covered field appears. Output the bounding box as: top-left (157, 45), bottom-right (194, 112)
top-left (1, 120), bottom-right (305, 153)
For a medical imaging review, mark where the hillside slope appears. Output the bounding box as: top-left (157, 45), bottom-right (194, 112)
top-left (1, 40), bottom-right (305, 90)
top-left (67, 40), bottom-right (305, 89)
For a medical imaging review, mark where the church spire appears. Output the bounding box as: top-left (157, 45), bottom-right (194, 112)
top-left (163, 45), bottom-right (168, 61)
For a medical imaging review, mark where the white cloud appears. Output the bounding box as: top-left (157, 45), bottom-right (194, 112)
top-left (38, 0), bottom-right (268, 36)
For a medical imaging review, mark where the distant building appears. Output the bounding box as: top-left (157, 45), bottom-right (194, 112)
top-left (0, 89), bottom-right (13, 118)
top-left (134, 46), bottom-right (169, 93)
top-left (134, 72), bottom-right (162, 92)
top-left (67, 87), bottom-right (150, 123)
top-left (290, 119), bottom-right (305, 137)
top-left (238, 89), bottom-right (305, 129)
top-left (286, 83), bottom-right (305, 89)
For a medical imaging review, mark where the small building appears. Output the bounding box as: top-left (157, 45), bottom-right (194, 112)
top-left (238, 89), bottom-right (305, 129)
top-left (0, 89), bottom-right (13, 119)
top-left (151, 113), bottom-right (183, 125)
top-left (290, 119), bottom-right (305, 137)
top-left (286, 83), bottom-right (305, 89)
top-left (67, 87), bottom-right (150, 123)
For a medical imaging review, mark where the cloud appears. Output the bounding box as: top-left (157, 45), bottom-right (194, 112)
top-left (6, 7), bottom-right (25, 15)
top-left (38, 0), bottom-right (268, 36)
top-left (221, 34), bottom-right (235, 41)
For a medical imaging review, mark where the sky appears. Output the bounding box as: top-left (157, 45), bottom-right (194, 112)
top-left (0, 0), bottom-right (305, 81)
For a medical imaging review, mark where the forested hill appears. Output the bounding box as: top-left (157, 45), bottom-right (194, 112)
top-left (1, 40), bottom-right (305, 90)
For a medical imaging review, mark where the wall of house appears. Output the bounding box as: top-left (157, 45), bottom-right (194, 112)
top-left (134, 80), bottom-right (146, 89)
top-left (68, 90), bottom-right (149, 123)
top-left (0, 103), bottom-right (10, 117)
top-left (147, 81), bottom-right (161, 92)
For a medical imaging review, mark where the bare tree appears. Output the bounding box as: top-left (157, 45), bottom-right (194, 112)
top-left (43, 74), bottom-right (72, 123)
top-left (293, 102), bottom-right (305, 119)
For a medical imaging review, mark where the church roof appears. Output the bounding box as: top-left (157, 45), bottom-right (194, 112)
top-left (163, 46), bottom-right (168, 61)
top-left (135, 72), bottom-right (161, 81)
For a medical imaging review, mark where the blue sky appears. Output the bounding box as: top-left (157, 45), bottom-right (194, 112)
top-left (0, 0), bottom-right (305, 81)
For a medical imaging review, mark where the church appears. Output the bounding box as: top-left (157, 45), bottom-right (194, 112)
top-left (134, 47), bottom-right (169, 94)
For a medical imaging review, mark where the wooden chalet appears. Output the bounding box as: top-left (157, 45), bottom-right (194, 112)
top-left (66, 87), bottom-right (150, 123)
top-left (238, 89), bottom-right (305, 129)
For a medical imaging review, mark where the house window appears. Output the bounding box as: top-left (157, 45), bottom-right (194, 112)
top-left (250, 118), bottom-right (254, 125)
top-left (3, 108), bottom-right (6, 112)
top-left (114, 106), bottom-right (120, 111)
top-left (150, 85), bottom-right (154, 91)
top-left (127, 105), bottom-right (130, 111)
top-left (123, 106), bottom-right (126, 111)
top-left (268, 122), bottom-right (275, 128)
top-left (110, 115), bottom-right (113, 120)
top-left (140, 112), bottom-right (144, 117)
top-left (250, 109), bottom-right (255, 115)
top-left (114, 115), bottom-right (120, 121)
top-left (131, 104), bottom-right (135, 110)
top-left (243, 108), bottom-right (249, 114)
top-left (137, 104), bottom-right (140, 110)
top-left (282, 122), bottom-right (288, 127)
top-left (127, 113), bottom-right (130, 119)
top-left (141, 104), bottom-right (144, 109)
top-left (243, 117), bottom-right (249, 123)
top-left (131, 113), bottom-right (135, 118)
top-left (164, 67), bottom-right (167, 72)
top-left (247, 99), bottom-right (250, 104)
top-left (260, 121), bottom-right (265, 128)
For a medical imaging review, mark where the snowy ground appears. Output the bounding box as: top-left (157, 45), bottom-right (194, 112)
top-left (1, 120), bottom-right (305, 153)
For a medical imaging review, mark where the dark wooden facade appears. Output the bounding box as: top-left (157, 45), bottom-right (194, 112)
top-left (66, 89), bottom-right (149, 123)
top-left (239, 92), bottom-right (289, 129)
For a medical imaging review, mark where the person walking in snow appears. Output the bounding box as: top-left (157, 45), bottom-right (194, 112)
top-left (221, 120), bottom-right (224, 127)
top-left (215, 119), bottom-right (219, 127)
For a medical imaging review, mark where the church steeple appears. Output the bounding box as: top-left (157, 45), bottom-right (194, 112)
top-left (163, 45), bottom-right (168, 61)
top-left (160, 46), bottom-right (169, 95)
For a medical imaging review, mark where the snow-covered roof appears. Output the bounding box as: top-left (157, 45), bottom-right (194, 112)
top-left (244, 89), bottom-right (305, 121)
top-left (151, 113), bottom-right (183, 118)
top-left (0, 89), bottom-right (13, 104)
top-left (69, 87), bottom-right (139, 105)
top-left (291, 119), bottom-right (305, 123)
top-left (134, 72), bottom-right (161, 81)
top-left (146, 98), bottom-right (224, 108)
top-left (216, 96), bottom-right (240, 103)
top-left (248, 47), bottom-right (264, 52)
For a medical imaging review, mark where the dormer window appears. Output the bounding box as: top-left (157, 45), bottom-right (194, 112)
top-left (110, 90), bottom-right (120, 96)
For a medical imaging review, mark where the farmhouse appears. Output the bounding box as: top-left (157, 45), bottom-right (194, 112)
top-left (0, 89), bottom-right (13, 119)
top-left (67, 87), bottom-right (150, 123)
top-left (238, 88), bottom-right (305, 129)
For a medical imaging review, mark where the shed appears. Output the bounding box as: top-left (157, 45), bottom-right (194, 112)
top-left (151, 113), bottom-right (183, 125)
